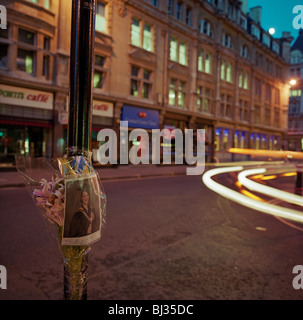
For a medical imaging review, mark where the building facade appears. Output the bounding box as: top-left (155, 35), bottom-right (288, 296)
top-left (0, 0), bottom-right (292, 165)
top-left (288, 30), bottom-right (303, 151)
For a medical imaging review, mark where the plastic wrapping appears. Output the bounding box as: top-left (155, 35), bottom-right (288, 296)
top-left (15, 154), bottom-right (107, 300)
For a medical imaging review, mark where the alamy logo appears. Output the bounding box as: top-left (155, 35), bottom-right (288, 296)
top-left (97, 121), bottom-right (206, 175)
top-left (292, 265), bottom-right (303, 289)
top-left (293, 5), bottom-right (303, 29)
top-left (0, 5), bottom-right (7, 30)
top-left (0, 265), bottom-right (7, 289)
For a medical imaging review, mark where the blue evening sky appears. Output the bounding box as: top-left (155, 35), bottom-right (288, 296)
top-left (247, 0), bottom-right (301, 43)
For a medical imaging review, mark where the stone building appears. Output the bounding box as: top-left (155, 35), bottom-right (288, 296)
top-left (0, 0), bottom-right (292, 164)
top-left (288, 29), bottom-right (303, 151)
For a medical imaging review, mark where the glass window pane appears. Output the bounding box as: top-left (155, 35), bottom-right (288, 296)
top-left (43, 55), bottom-right (49, 78)
top-left (0, 44), bottom-right (8, 69)
top-left (96, 15), bottom-right (106, 32)
top-left (198, 51), bottom-right (203, 71)
top-left (220, 61), bottom-right (225, 80)
top-left (143, 69), bottom-right (151, 80)
top-left (179, 42), bottom-right (186, 65)
top-left (226, 63), bottom-right (232, 82)
top-left (17, 49), bottom-right (34, 74)
top-left (95, 55), bottom-right (106, 67)
top-left (18, 29), bottom-right (35, 45)
top-left (96, 2), bottom-right (105, 15)
top-left (96, 2), bottom-right (106, 32)
top-left (170, 38), bottom-right (178, 61)
top-left (131, 65), bottom-right (140, 77)
top-left (131, 18), bottom-right (141, 47)
top-left (204, 99), bottom-right (209, 112)
top-left (143, 24), bottom-right (152, 51)
top-left (44, 0), bottom-right (51, 10)
top-left (170, 78), bottom-right (177, 88)
top-left (93, 70), bottom-right (105, 88)
top-left (179, 81), bottom-right (185, 91)
top-left (205, 53), bottom-right (211, 73)
top-left (131, 79), bottom-right (139, 96)
top-left (168, 89), bottom-right (175, 105)
top-left (44, 37), bottom-right (50, 50)
top-left (142, 82), bottom-right (150, 99)
top-left (178, 92), bottom-right (184, 107)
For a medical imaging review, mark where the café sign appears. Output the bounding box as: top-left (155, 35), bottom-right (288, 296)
top-left (0, 84), bottom-right (53, 110)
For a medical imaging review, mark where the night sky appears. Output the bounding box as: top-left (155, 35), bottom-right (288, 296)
top-left (247, 0), bottom-right (301, 43)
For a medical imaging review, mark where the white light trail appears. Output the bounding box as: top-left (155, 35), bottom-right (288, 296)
top-left (238, 168), bottom-right (303, 207)
top-left (202, 167), bottom-right (303, 224)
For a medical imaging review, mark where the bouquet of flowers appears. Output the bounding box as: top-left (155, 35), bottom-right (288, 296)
top-left (15, 155), bottom-right (106, 300)
top-left (33, 174), bottom-right (65, 228)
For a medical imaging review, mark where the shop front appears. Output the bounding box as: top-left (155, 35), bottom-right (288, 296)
top-left (163, 113), bottom-right (189, 164)
top-left (0, 84), bottom-right (53, 164)
top-left (120, 104), bottom-right (159, 163)
top-left (91, 100), bottom-right (114, 163)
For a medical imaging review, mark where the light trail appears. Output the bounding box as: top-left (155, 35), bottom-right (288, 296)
top-left (202, 166), bottom-right (303, 224)
top-left (238, 168), bottom-right (303, 207)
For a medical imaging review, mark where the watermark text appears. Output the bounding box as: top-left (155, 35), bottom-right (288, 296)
top-left (0, 265), bottom-right (7, 289)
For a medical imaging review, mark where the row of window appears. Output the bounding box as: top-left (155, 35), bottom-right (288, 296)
top-left (0, 27), bottom-right (51, 78)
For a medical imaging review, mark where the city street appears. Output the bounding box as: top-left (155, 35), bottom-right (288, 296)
top-left (1, 167), bottom-right (303, 300)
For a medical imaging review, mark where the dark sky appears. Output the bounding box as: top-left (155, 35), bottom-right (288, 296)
top-left (247, 0), bottom-right (301, 43)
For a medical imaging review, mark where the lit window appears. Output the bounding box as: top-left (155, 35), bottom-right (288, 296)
top-left (94, 54), bottom-right (107, 89)
top-left (226, 63), bottom-right (232, 82)
top-left (221, 60), bottom-right (232, 83)
top-left (220, 61), bottom-right (225, 80)
top-left (196, 86), bottom-right (212, 113)
top-left (143, 24), bottom-right (152, 51)
top-left (96, 2), bottom-right (106, 33)
top-left (168, 78), bottom-right (186, 108)
top-left (44, 0), bottom-right (51, 10)
top-left (205, 53), bottom-right (211, 74)
top-left (131, 18), bottom-right (153, 52)
top-left (198, 50), bottom-right (211, 74)
top-left (130, 65), bottom-right (153, 99)
top-left (170, 37), bottom-right (178, 62)
top-left (170, 36), bottom-right (187, 66)
top-left (17, 49), bottom-right (35, 75)
top-left (179, 42), bottom-right (186, 65)
top-left (131, 18), bottom-right (141, 47)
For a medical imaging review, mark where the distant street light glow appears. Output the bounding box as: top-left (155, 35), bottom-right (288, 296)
top-left (269, 27), bottom-right (276, 35)
top-left (290, 79), bottom-right (297, 86)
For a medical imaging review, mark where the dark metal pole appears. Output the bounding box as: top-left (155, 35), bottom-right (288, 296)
top-left (68, 0), bottom-right (96, 156)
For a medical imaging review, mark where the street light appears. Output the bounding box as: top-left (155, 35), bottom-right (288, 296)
top-left (290, 79), bottom-right (297, 86)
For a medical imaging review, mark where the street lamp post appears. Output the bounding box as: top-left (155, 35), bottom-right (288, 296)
top-left (68, 0), bottom-right (96, 156)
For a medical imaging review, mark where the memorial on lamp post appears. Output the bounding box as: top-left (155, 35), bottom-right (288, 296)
top-left (15, 0), bottom-right (106, 300)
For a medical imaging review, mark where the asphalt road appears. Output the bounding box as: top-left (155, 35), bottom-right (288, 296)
top-left (0, 173), bottom-right (303, 300)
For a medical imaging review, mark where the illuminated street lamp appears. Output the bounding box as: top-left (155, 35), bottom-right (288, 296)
top-left (290, 79), bottom-right (297, 86)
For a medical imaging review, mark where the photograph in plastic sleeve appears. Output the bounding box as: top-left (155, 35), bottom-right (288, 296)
top-left (62, 172), bottom-right (102, 246)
